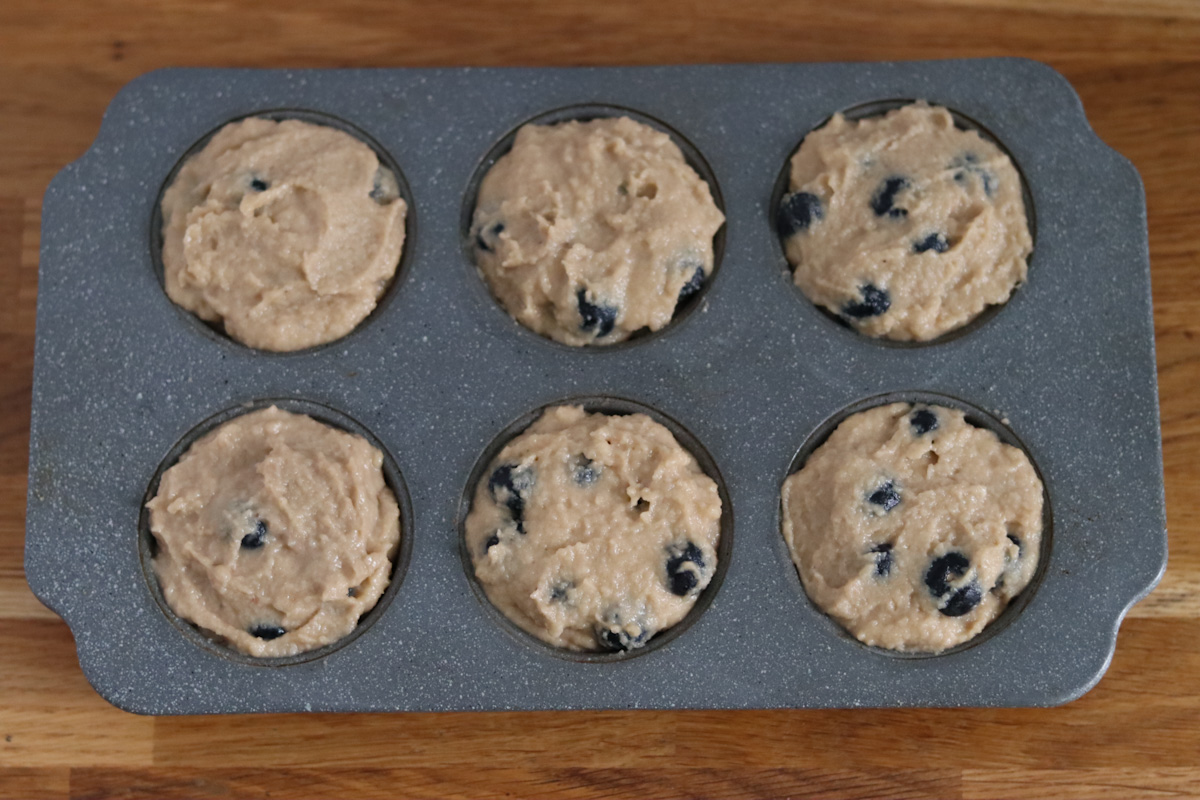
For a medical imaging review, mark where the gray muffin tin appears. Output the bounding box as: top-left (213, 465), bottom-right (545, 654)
top-left (26, 59), bottom-right (1166, 714)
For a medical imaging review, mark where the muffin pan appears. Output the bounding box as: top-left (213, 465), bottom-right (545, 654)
top-left (26, 59), bottom-right (1166, 713)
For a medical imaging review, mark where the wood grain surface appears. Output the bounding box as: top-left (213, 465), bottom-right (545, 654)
top-left (2, 1), bottom-right (1198, 798)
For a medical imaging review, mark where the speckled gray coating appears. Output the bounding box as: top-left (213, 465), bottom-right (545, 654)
top-left (26, 60), bottom-right (1165, 714)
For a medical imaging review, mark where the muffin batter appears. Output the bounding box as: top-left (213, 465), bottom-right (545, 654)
top-left (471, 116), bottom-right (725, 346)
top-left (779, 102), bottom-right (1032, 341)
top-left (465, 405), bottom-right (722, 651)
top-left (780, 403), bottom-right (1043, 652)
top-left (147, 406), bottom-right (401, 657)
top-left (161, 117), bottom-right (407, 351)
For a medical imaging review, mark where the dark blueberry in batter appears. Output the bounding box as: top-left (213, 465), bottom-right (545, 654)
top-left (913, 233), bottom-right (949, 254)
top-left (368, 167), bottom-right (394, 204)
top-left (249, 624), bottom-right (287, 640)
top-left (249, 177), bottom-right (269, 192)
top-left (842, 284), bottom-right (891, 319)
top-left (994, 533), bottom-right (1025, 593)
top-left (489, 463), bottom-right (533, 531)
top-left (924, 552), bottom-right (983, 617)
top-left (951, 153), bottom-right (996, 197)
top-left (475, 221), bottom-right (505, 253)
top-left (868, 481), bottom-right (900, 512)
top-left (549, 581), bottom-right (573, 602)
top-left (777, 191), bottom-right (823, 237)
top-left (870, 176), bottom-right (909, 218)
top-left (940, 582), bottom-right (983, 617)
top-left (925, 552), bottom-right (968, 596)
top-left (240, 519), bottom-right (268, 549)
top-left (483, 531), bottom-right (501, 553)
top-left (572, 455), bottom-right (599, 487)
top-left (577, 288), bottom-right (618, 337)
top-left (595, 621), bottom-right (651, 652)
top-left (677, 263), bottom-right (706, 306)
top-left (910, 408), bottom-right (939, 436)
top-left (665, 541), bottom-right (706, 597)
top-left (870, 542), bottom-right (894, 577)
top-left (980, 171), bottom-right (996, 197)
top-left (347, 586), bottom-right (359, 597)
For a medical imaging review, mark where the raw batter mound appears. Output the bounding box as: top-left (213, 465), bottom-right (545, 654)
top-left (779, 102), bottom-right (1032, 341)
top-left (780, 403), bottom-right (1042, 652)
top-left (465, 405), bottom-right (722, 651)
top-left (471, 116), bottom-right (725, 346)
top-left (160, 117), bottom-right (407, 351)
top-left (147, 406), bottom-right (401, 657)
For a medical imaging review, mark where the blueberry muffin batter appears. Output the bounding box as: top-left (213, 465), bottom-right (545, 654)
top-left (147, 406), bottom-right (401, 657)
top-left (465, 405), bottom-right (722, 651)
top-left (471, 117), bottom-right (725, 346)
top-left (779, 102), bottom-right (1032, 341)
top-left (780, 403), bottom-right (1042, 652)
top-left (161, 117), bottom-right (407, 351)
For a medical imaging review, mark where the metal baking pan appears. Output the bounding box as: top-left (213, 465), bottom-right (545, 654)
top-left (25, 59), bottom-right (1166, 713)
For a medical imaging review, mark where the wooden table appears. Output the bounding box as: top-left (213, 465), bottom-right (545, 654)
top-left (2, 1), bottom-right (1197, 797)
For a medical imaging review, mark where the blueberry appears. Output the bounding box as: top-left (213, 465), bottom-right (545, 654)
top-left (913, 233), bottom-right (949, 254)
top-left (672, 573), bottom-right (700, 597)
top-left (867, 481), bottom-right (900, 512)
top-left (869, 542), bottom-right (894, 577)
top-left (959, 167), bottom-right (996, 197)
top-left (777, 191), bottom-right (823, 237)
top-left (924, 552), bottom-right (983, 617)
top-left (981, 172), bottom-right (996, 197)
top-left (249, 624), bottom-right (286, 640)
top-left (910, 408), bottom-right (939, 436)
top-left (951, 154), bottom-right (996, 197)
top-left (549, 581), bottom-right (573, 602)
top-left (665, 541), bottom-right (706, 597)
top-left (489, 464), bottom-right (533, 531)
top-left (870, 176), bottom-right (909, 218)
top-left (483, 531), bottom-right (501, 553)
top-left (368, 166), bottom-right (397, 204)
top-left (348, 586), bottom-right (359, 597)
top-left (240, 519), bottom-right (267, 549)
top-left (925, 552), bottom-right (967, 596)
top-left (572, 455), bottom-right (599, 487)
top-left (993, 533), bottom-right (1025, 593)
top-left (576, 288), bottom-right (618, 337)
top-left (594, 620), bottom-right (651, 652)
top-left (249, 177), bottom-right (268, 192)
top-left (677, 263), bottom-right (706, 306)
top-left (941, 582), bottom-right (983, 616)
top-left (476, 221), bottom-right (505, 253)
top-left (842, 284), bottom-right (891, 319)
